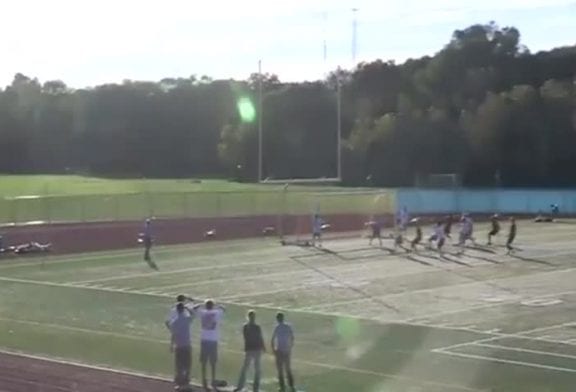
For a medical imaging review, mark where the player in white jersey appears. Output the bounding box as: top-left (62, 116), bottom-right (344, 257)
top-left (428, 221), bottom-right (446, 253)
top-left (311, 214), bottom-right (324, 247)
top-left (192, 299), bottom-right (225, 391)
top-left (396, 206), bottom-right (409, 232)
top-left (458, 215), bottom-right (476, 246)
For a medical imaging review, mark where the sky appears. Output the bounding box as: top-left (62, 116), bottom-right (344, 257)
top-left (1, 0), bottom-right (575, 88)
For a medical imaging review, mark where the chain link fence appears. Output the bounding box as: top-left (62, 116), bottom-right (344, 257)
top-left (0, 189), bottom-right (397, 226)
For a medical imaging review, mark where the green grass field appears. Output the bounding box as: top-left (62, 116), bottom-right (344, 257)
top-left (1, 221), bottom-right (576, 391)
top-left (0, 175), bottom-right (389, 224)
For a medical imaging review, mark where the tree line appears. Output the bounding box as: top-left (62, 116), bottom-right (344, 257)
top-left (0, 22), bottom-right (575, 187)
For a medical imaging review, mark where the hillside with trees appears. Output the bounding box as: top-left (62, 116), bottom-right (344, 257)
top-left (0, 23), bottom-right (574, 187)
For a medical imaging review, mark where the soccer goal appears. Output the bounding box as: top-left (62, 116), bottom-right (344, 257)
top-left (278, 188), bottom-right (396, 246)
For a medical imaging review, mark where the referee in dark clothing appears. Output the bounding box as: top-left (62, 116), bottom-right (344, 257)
top-left (234, 310), bottom-right (265, 392)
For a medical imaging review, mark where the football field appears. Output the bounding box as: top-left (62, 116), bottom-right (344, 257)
top-left (1, 220), bottom-right (576, 391)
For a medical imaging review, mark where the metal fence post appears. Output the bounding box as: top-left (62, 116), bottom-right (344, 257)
top-left (81, 195), bottom-right (87, 222)
top-left (182, 192), bottom-right (188, 218)
top-left (11, 198), bottom-right (18, 226)
top-left (44, 196), bottom-right (51, 224)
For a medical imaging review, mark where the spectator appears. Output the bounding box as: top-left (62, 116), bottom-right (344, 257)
top-left (271, 312), bottom-right (295, 392)
top-left (234, 310), bottom-right (265, 392)
top-left (193, 299), bottom-right (225, 391)
top-left (165, 294), bottom-right (195, 330)
top-left (169, 302), bottom-right (193, 391)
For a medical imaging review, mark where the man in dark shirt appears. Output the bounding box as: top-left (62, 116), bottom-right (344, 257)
top-left (487, 214), bottom-right (500, 245)
top-left (234, 310), bottom-right (265, 392)
top-left (506, 217), bottom-right (517, 255)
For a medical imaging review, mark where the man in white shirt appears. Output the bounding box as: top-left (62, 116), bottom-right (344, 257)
top-left (192, 299), bottom-right (225, 391)
top-left (169, 303), bottom-right (193, 391)
top-left (165, 294), bottom-right (195, 330)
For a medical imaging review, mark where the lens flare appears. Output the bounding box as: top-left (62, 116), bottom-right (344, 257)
top-left (237, 97), bottom-right (256, 123)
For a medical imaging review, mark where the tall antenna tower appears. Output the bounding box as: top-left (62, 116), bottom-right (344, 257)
top-left (352, 8), bottom-right (358, 65)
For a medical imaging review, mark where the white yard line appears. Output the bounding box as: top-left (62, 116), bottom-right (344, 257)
top-left (0, 275), bottom-right (499, 337)
top-left (433, 322), bottom-right (576, 352)
top-left (436, 349), bottom-right (576, 374)
top-left (308, 264), bottom-right (576, 316)
top-left (475, 343), bottom-right (576, 361)
top-left (0, 317), bottom-right (483, 392)
top-left (71, 258), bottom-right (280, 285)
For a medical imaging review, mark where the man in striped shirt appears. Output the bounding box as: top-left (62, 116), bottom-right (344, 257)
top-left (271, 312), bottom-right (295, 392)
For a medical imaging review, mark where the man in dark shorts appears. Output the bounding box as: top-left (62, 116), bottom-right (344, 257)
top-left (444, 215), bottom-right (454, 239)
top-left (506, 217), bottom-right (517, 255)
top-left (410, 219), bottom-right (422, 251)
top-left (365, 219), bottom-right (382, 247)
top-left (271, 312), bottom-right (295, 392)
top-left (487, 214), bottom-right (500, 245)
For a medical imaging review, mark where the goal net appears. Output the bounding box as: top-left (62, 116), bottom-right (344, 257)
top-left (278, 189), bottom-right (395, 246)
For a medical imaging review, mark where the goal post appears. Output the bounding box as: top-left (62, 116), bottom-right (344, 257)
top-left (277, 188), bottom-right (396, 246)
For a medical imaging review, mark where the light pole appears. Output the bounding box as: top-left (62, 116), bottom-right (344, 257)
top-left (258, 60), bottom-right (263, 182)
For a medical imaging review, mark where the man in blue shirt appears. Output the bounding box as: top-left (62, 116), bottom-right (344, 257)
top-left (271, 312), bottom-right (295, 392)
top-left (169, 302), bottom-right (193, 391)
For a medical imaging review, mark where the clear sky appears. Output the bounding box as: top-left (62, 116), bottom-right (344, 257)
top-left (1, 0), bottom-right (574, 88)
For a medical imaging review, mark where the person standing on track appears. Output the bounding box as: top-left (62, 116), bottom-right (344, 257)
top-left (271, 312), bottom-right (295, 392)
top-left (396, 206), bottom-right (409, 232)
top-left (506, 217), bottom-right (517, 255)
top-left (142, 218), bottom-right (153, 261)
top-left (234, 310), bottom-right (266, 392)
top-left (312, 214), bottom-right (324, 247)
top-left (410, 219), bottom-right (423, 251)
top-left (193, 299), bottom-right (225, 391)
top-left (487, 214), bottom-right (501, 245)
top-left (457, 214), bottom-right (476, 247)
top-left (444, 215), bottom-right (454, 239)
top-left (365, 218), bottom-right (383, 247)
top-left (169, 303), bottom-right (193, 391)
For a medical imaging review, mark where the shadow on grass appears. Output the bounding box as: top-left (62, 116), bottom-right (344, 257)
top-left (509, 254), bottom-right (555, 266)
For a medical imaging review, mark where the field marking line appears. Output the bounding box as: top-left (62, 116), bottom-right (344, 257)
top-left (433, 322), bottom-right (576, 353)
top-left (0, 274), bottom-right (503, 338)
top-left (0, 317), bottom-right (483, 392)
top-left (436, 349), bottom-right (576, 374)
top-left (150, 258), bottom-right (438, 294)
top-left (7, 273), bottom-right (576, 344)
top-left (474, 343), bottom-right (576, 361)
top-left (403, 285), bottom-right (576, 324)
top-left (70, 258), bottom-right (281, 285)
top-left (308, 268), bottom-right (576, 317)
top-left (220, 280), bottom-right (331, 301)
top-left (144, 257), bottom-right (431, 292)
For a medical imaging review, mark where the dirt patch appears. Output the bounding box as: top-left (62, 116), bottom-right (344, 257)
top-left (0, 214), bottom-right (394, 256)
top-left (0, 351), bottom-right (186, 392)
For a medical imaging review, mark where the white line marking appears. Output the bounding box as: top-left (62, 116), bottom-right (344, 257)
top-left (404, 288), bottom-right (576, 324)
top-left (433, 322), bottom-right (576, 352)
top-left (475, 343), bottom-right (576, 361)
top-left (436, 349), bottom-right (576, 374)
top-left (0, 274), bottom-right (500, 337)
top-left (71, 258), bottom-right (281, 284)
top-left (0, 317), bottom-right (482, 391)
top-left (0, 349), bottom-right (171, 383)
